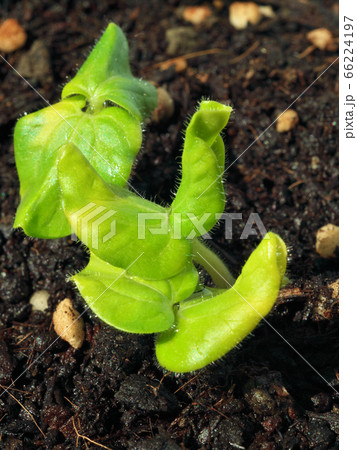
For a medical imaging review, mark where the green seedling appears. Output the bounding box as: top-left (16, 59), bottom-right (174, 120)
top-left (14, 23), bottom-right (288, 372)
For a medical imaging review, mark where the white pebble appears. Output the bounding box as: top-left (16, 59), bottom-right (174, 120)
top-left (30, 290), bottom-right (50, 312)
top-left (229, 2), bottom-right (262, 30)
top-left (307, 28), bottom-right (334, 50)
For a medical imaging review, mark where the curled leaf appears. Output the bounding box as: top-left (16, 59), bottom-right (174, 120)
top-left (170, 101), bottom-right (232, 238)
top-left (156, 232), bottom-right (287, 372)
top-left (62, 23), bottom-right (157, 119)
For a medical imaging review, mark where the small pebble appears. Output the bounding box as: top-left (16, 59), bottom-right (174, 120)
top-left (307, 28), bottom-right (335, 51)
top-left (229, 2), bottom-right (262, 30)
top-left (151, 87), bottom-right (175, 124)
top-left (0, 18), bottom-right (27, 53)
top-left (183, 6), bottom-right (212, 25)
top-left (53, 298), bottom-right (84, 349)
top-left (30, 289), bottom-right (50, 312)
top-left (328, 279), bottom-right (339, 299)
top-left (311, 156), bottom-right (320, 170)
top-left (258, 5), bottom-right (276, 19)
top-left (276, 109), bottom-right (299, 133)
top-left (245, 388), bottom-right (276, 415)
top-left (316, 224), bottom-right (339, 258)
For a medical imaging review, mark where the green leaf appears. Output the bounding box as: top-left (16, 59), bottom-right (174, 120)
top-left (72, 253), bottom-right (198, 333)
top-left (170, 101), bottom-right (232, 238)
top-left (62, 23), bottom-right (157, 119)
top-left (14, 96), bottom-right (142, 238)
top-left (14, 23), bottom-right (157, 238)
top-left (58, 143), bottom-right (193, 280)
top-left (156, 232), bottom-right (287, 372)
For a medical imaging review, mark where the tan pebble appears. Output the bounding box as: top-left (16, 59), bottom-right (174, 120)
top-left (311, 156), bottom-right (320, 170)
top-left (229, 2), bottom-right (262, 30)
top-left (328, 280), bottom-right (339, 299)
top-left (245, 68), bottom-right (255, 81)
top-left (53, 298), bottom-right (84, 349)
top-left (151, 87), bottom-right (175, 124)
top-left (276, 109), bottom-right (299, 133)
top-left (307, 28), bottom-right (335, 50)
top-left (183, 6), bottom-right (212, 25)
top-left (316, 224), bottom-right (339, 258)
top-left (0, 18), bottom-right (27, 53)
top-left (258, 5), bottom-right (276, 19)
top-left (30, 290), bottom-right (50, 312)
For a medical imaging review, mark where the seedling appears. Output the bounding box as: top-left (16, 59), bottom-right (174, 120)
top-left (14, 23), bottom-right (288, 372)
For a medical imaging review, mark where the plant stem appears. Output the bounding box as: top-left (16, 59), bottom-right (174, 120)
top-left (192, 239), bottom-right (235, 289)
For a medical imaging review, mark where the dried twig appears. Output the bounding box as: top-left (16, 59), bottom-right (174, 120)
top-left (186, 391), bottom-right (231, 420)
top-left (297, 44), bottom-right (315, 59)
top-left (174, 373), bottom-right (200, 394)
top-left (0, 384), bottom-right (45, 438)
top-left (72, 416), bottom-right (112, 450)
top-left (231, 41), bottom-right (260, 64)
top-left (16, 331), bottom-right (33, 345)
top-left (64, 396), bottom-right (79, 410)
top-left (288, 179), bottom-right (305, 190)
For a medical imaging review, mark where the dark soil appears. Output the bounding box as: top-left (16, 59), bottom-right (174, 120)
top-left (0, 0), bottom-right (338, 449)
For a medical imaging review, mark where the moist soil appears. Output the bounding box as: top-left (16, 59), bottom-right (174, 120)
top-left (0, 1), bottom-right (338, 449)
